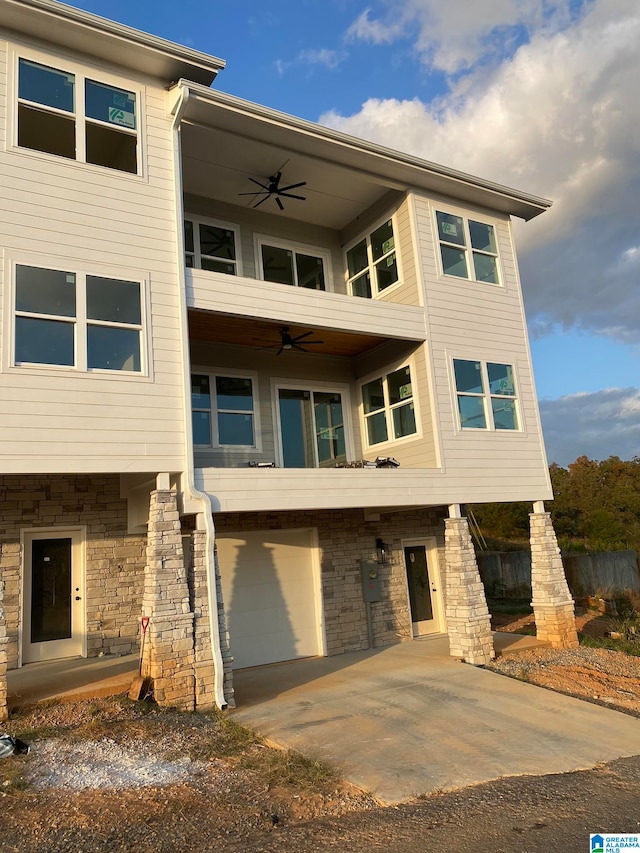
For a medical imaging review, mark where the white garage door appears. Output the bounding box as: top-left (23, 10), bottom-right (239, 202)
top-left (216, 529), bottom-right (322, 669)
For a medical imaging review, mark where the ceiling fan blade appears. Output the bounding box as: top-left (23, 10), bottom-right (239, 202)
top-left (276, 346), bottom-right (284, 356)
top-left (292, 343), bottom-right (308, 352)
top-left (253, 195), bottom-right (271, 209)
top-left (279, 192), bottom-right (306, 201)
top-left (276, 197), bottom-right (284, 211)
top-left (279, 181), bottom-right (307, 192)
top-left (292, 330), bottom-right (314, 341)
top-left (299, 340), bottom-right (324, 345)
top-left (238, 190), bottom-right (268, 196)
top-left (249, 177), bottom-right (271, 191)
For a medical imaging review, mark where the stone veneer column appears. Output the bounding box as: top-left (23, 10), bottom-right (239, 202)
top-left (0, 581), bottom-right (8, 721)
top-left (190, 529), bottom-right (235, 709)
top-left (141, 488), bottom-right (195, 710)
top-left (444, 510), bottom-right (495, 664)
top-left (530, 507), bottom-right (579, 648)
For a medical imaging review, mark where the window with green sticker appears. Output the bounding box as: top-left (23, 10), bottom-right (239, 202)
top-left (346, 219), bottom-right (398, 298)
top-left (361, 365), bottom-right (417, 446)
top-left (453, 359), bottom-right (519, 430)
top-left (436, 211), bottom-right (500, 284)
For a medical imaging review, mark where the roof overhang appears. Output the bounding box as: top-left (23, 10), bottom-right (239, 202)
top-left (0, 0), bottom-right (225, 85)
top-left (179, 83), bottom-right (552, 222)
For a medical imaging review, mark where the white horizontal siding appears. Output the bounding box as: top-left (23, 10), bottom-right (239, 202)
top-left (414, 192), bottom-right (551, 501)
top-left (0, 38), bottom-right (186, 475)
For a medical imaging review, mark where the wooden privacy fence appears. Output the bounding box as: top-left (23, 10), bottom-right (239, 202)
top-left (477, 550), bottom-right (640, 599)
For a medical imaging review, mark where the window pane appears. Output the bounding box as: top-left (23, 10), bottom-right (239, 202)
top-left (191, 374), bottom-right (211, 408)
top-left (16, 266), bottom-right (76, 317)
top-left (86, 123), bottom-right (137, 173)
top-left (18, 104), bottom-right (75, 159)
top-left (19, 59), bottom-right (74, 112)
top-left (366, 411), bottom-right (388, 445)
top-left (458, 395), bottom-right (487, 429)
top-left (279, 389), bottom-right (314, 468)
top-left (487, 363), bottom-right (516, 396)
top-left (346, 239), bottom-right (368, 277)
top-left (201, 258), bottom-right (236, 275)
top-left (218, 412), bottom-right (254, 445)
top-left (87, 325), bottom-right (140, 371)
top-left (392, 402), bottom-right (416, 438)
top-left (216, 376), bottom-right (253, 411)
top-left (192, 411), bottom-right (211, 445)
top-left (262, 245), bottom-right (294, 285)
top-left (184, 220), bottom-right (194, 253)
top-left (86, 277), bottom-right (141, 324)
top-left (387, 367), bottom-right (412, 405)
top-left (473, 252), bottom-right (499, 284)
top-left (15, 317), bottom-right (74, 366)
top-left (492, 398), bottom-right (518, 430)
top-left (375, 253), bottom-right (398, 291)
top-left (436, 212), bottom-right (465, 246)
top-left (351, 271), bottom-right (372, 298)
top-left (371, 220), bottom-right (394, 261)
top-left (199, 224), bottom-right (235, 261)
top-left (454, 359), bottom-right (483, 394)
top-left (314, 392), bottom-right (345, 465)
top-left (440, 245), bottom-right (468, 278)
top-left (185, 255), bottom-right (195, 268)
top-left (296, 253), bottom-right (325, 290)
top-left (469, 220), bottom-right (496, 253)
top-left (85, 80), bottom-right (136, 130)
top-left (362, 378), bottom-right (385, 414)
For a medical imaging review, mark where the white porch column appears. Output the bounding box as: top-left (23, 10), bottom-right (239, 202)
top-left (530, 504), bottom-right (579, 649)
top-left (444, 506), bottom-right (495, 664)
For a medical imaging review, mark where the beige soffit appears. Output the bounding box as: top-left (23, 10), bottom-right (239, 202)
top-left (180, 82), bottom-right (553, 222)
top-left (0, 0), bottom-right (225, 85)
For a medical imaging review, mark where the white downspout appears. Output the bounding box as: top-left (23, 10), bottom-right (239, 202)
top-left (170, 85), bottom-right (227, 709)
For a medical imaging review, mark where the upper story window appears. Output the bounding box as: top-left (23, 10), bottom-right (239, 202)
top-left (184, 217), bottom-right (240, 274)
top-left (346, 219), bottom-right (398, 298)
top-left (361, 365), bottom-right (417, 446)
top-left (436, 212), bottom-right (500, 284)
top-left (17, 58), bottom-right (138, 174)
top-left (453, 359), bottom-right (519, 430)
top-left (14, 264), bottom-right (143, 372)
top-left (258, 239), bottom-right (328, 290)
top-left (191, 373), bottom-right (257, 448)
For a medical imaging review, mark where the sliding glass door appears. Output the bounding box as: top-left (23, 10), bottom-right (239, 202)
top-left (277, 387), bottom-right (347, 468)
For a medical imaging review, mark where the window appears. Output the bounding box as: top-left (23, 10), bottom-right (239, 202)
top-left (14, 264), bottom-right (142, 372)
top-left (436, 211), bottom-right (500, 284)
top-left (191, 373), bottom-right (256, 447)
top-left (184, 218), bottom-right (240, 275)
top-left (361, 365), bottom-right (417, 446)
top-left (17, 58), bottom-right (138, 174)
top-left (277, 386), bottom-right (346, 467)
top-left (453, 359), bottom-right (519, 430)
top-left (259, 241), bottom-right (327, 290)
top-left (346, 219), bottom-right (398, 298)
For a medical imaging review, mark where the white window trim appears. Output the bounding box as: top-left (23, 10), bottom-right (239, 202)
top-left (449, 356), bottom-right (522, 433)
top-left (184, 214), bottom-right (243, 276)
top-left (433, 205), bottom-right (503, 286)
top-left (192, 368), bottom-right (261, 451)
top-left (271, 378), bottom-right (354, 468)
top-left (254, 234), bottom-right (333, 292)
top-left (4, 255), bottom-right (150, 379)
top-left (358, 359), bottom-right (421, 450)
top-left (9, 45), bottom-right (144, 178)
top-left (344, 213), bottom-right (403, 300)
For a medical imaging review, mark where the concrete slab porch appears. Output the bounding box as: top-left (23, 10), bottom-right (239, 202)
top-left (230, 637), bottom-right (640, 804)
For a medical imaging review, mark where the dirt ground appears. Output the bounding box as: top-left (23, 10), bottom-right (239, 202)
top-left (1, 614), bottom-right (639, 852)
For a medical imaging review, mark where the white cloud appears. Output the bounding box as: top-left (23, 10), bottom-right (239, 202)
top-left (346, 0), bottom-right (579, 73)
top-left (322, 0), bottom-right (640, 342)
top-left (298, 48), bottom-right (347, 70)
top-left (540, 388), bottom-right (640, 464)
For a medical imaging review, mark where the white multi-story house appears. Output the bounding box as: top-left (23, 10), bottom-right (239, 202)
top-left (0, 0), bottom-right (577, 714)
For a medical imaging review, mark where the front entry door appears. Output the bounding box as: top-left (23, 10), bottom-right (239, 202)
top-left (22, 531), bottom-right (84, 663)
top-left (404, 542), bottom-right (442, 637)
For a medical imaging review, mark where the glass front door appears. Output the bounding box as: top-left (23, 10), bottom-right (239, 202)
top-left (404, 543), bottom-right (442, 636)
top-left (23, 531), bottom-right (84, 663)
top-left (278, 388), bottom-right (346, 468)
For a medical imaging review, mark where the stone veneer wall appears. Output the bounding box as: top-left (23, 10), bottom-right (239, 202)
top-left (214, 506), bottom-right (448, 655)
top-left (0, 475), bottom-right (145, 668)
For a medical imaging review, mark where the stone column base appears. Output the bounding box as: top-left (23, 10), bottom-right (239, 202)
top-left (532, 602), bottom-right (579, 648)
top-left (142, 613), bottom-right (196, 711)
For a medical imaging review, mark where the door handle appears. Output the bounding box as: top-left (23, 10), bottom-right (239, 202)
top-left (75, 596), bottom-right (81, 601)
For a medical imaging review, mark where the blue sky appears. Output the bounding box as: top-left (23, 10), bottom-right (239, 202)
top-left (67, 0), bottom-right (640, 466)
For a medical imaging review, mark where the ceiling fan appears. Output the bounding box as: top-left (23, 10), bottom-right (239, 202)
top-left (259, 326), bottom-right (324, 355)
top-left (239, 168), bottom-right (307, 211)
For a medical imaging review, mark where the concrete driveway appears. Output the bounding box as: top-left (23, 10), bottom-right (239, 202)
top-left (230, 636), bottom-right (640, 804)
